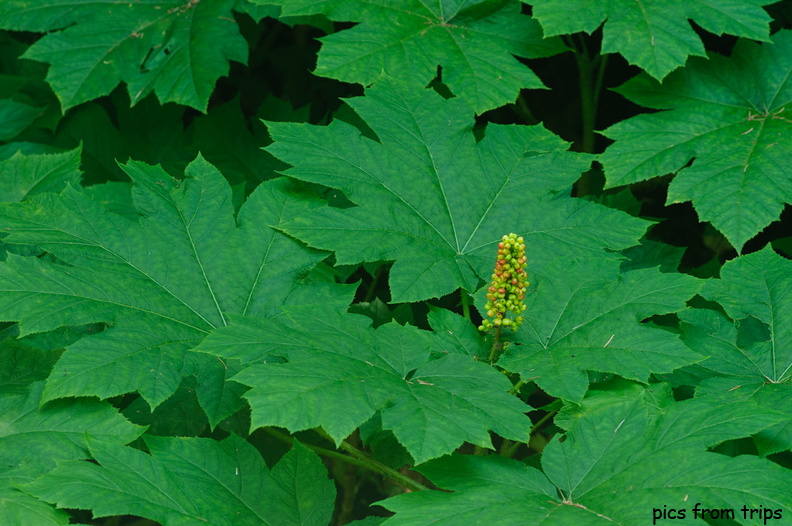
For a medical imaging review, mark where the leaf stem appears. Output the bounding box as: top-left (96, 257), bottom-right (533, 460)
top-left (460, 290), bottom-right (470, 319)
top-left (575, 41), bottom-right (598, 155)
top-left (337, 432), bottom-right (361, 525)
top-left (571, 34), bottom-right (609, 196)
top-left (266, 427), bottom-right (429, 492)
top-left (530, 409), bottom-right (559, 435)
top-left (509, 379), bottom-right (526, 395)
top-left (264, 428), bottom-right (371, 470)
top-left (499, 439), bottom-right (521, 459)
top-left (335, 440), bottom-right (429, 492)
top-left (364, 265), bottom-right (384, 303)
top-left (511, 93), bottom-right (538, 124)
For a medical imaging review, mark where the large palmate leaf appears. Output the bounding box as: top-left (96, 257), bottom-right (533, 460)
top-left (530, 0), bottom-right (774, 80)
top-left (680, 247), bottom-right (792, 455)
top-left (261, 0), bottom-right (564, 113)
top-left (266, 78), bottom-right (649, 303)
top-left (497, 258), bottom-right (702, 401)
top-left (381, 382), bottom-right (792, 525)
top-left (195, 304), bottom-right (532, 464)
top-left (24, 435), bottom-right (335, 526)
top-left (600, 30), bottom-right (792, 251)
top-left (0, 159), bottom-right (325, 416)
top-left (0, 0), bottom-right (247, 111)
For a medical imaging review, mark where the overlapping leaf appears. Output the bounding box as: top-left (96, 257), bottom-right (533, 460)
top-left (0, 338), bottom-right (60, 395)
top-left (496, 258), bottom-right (702, 401)
top-left (381, 382), bottom-right (792, 525)
top-left (0, 381), bottom-right (144, 524)
top-left (195, 304), bottom-right (532, 463)
top-left (680, 247), bottom-right (792, 454)
top-left (262, 0), bottom-right (564, 113)
top-left (531, 0), bottom-right (774, 80)
top-left (24, 436), bottom-right (335, 526)
top-left (0, 381), bottom-right (144, 481)
top-left (0, 158), bottom-right (325, 416)
top-left (600, 30), bottom-right (792, 251)
top-left (426, 305), bottom-right (488, 359)
top-left (266, 78), bottom-right (649, 303)
top-left (0, 0), bottom-right (247, 111)
top-left (0, 98), bottom-right (41, 140)
top-left (0, 147), bottom-right (81, 203)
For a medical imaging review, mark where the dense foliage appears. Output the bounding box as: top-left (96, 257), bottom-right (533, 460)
top-left (1, 1), bottom-right (791, 525)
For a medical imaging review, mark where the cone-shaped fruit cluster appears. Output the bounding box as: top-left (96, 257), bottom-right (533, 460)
top-left (478, 233), bottom-right (528, 332)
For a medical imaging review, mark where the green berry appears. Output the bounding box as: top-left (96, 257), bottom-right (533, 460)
top-left (480, 233), bottom-right (529, 333)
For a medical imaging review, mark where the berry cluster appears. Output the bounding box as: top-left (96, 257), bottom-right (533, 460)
top-left (478, 233), bottom-right (528, 332)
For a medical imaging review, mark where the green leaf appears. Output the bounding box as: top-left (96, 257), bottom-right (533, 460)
top-left (54, 96), bottom-right (193, 183)
top-left (0, 484), bottom-right (71, 526)
top-left (0, 98), bottom-right (41, 140)
top-left (122, 376), bottom-right (209, 437)
top-left (196, 305), bottom-right (533, 463)
top-left (700, 247), bottom-right (792, 384)
top-left (264, 0), bottom-right (564, 113)
top-left (238, 1), bottom-right (335, 32)
top-left (0, 339), bottom-right (61, 395)
top-left (531, 0), bottom-right (774, 80)
top-left (189, 98), bottom-right (285, 200)
top-left (381, 385), bottom-right (792, 525)
top-left (0, 381), bottom-right (145, 483)
top-left (620, 239), bottom-right (686, 273)
top-left (497, 258), bottom-right (702, 401)
top-left (0, 147), bottom-right (81, 203)
top-left (698, 377), bottom-right (792, 456)
top-left (0, 159), bottom-right (325, 413)
top-left (23, 435), bottom-right (336, 526)
top-left (184, 352), bottom-right (249, 430)
top-left (600, 31), bottom-right (792, 250)
top-left (0, 0), bottom-right (247, 111)
top-left (680, 247), bottom-right (792, 454)
top-left (81, 182), bottom-right (136, 220)
top-left (266, 78), bottom-right (649, 302)
top-left (427, 306), bottom-right (487, 359)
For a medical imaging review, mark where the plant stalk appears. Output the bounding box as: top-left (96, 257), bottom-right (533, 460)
top-left (272, 427), bottom-right (430, 493)
top-left (570, 34), bottom-right (608, 196)
top-left (488, 326), bottom-right (503, 364)
top-left (364, 265), bottom-right (384, 303)
top-left (530, 409), bottom-right (559, 435)
top-left (509, 379), bottom-right (526, 395)
top-left (337, 432), bottom-right (360, 525)
top-left (512, 93), bottom-right (538, 124)
top-left (460, 290), bottom-right (470, 319)
top-left (265, 428), bottom-right (372, 471)
top-left (499, 439), bottom-right (521, 459)
top-left (336, 440), bottom-right (429, 492)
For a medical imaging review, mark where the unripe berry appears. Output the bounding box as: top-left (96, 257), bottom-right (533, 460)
top-left (479, 233), bottom-right (529, 333)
